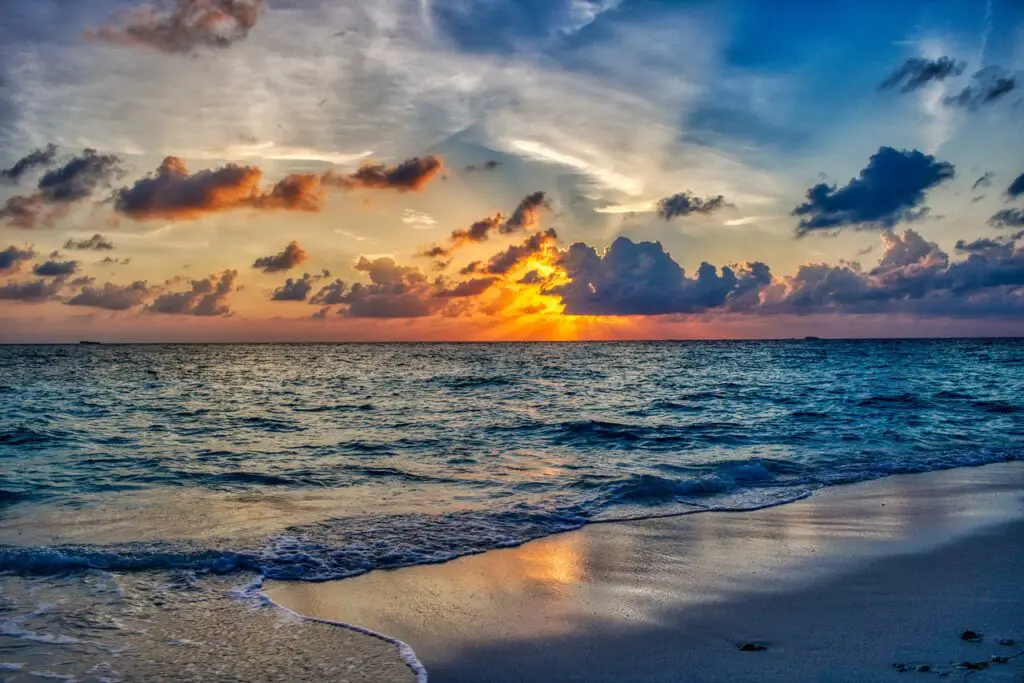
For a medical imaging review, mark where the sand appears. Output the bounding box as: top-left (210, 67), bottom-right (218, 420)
top-left (268, 462), bottom-right (1024, 682)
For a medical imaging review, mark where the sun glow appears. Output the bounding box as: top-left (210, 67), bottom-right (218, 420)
top-left (469, 253), bottom-right (633, 341)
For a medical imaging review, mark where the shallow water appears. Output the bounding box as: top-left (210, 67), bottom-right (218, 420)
top-left (1, 340), bottom-right (1022, 580)
top-left (1, 340), bottom-right (1022, 679)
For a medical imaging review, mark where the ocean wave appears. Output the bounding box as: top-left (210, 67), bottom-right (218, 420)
top-left (1, 340), bottom-right (1022, 586)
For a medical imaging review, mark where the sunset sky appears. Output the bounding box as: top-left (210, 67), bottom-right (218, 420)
top-left (1, 0), bottom-right (1023, 342)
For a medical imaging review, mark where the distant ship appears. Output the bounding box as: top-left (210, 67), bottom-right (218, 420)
top-left (804, 336), bottom-right (822, 341)
top-left (79, 340), bottom-right (102, 345)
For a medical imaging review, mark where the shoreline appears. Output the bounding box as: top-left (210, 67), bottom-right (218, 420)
top-left (269, 461), bottom-right (1024, 682)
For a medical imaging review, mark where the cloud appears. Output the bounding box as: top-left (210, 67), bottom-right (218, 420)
top-left (990, 209), bottom-right (1024, 228)
top-left (1007, 172), bottom-right (1024, 200)
top-left (464, 160), bottom-right (501, 173)
top-left (64, 233), bottom-right (115, 251)
top-left (418, 192), bottom-right (549, 259)
top-left (306, 256), bottom-right (493, 317)
top-left (85, 0), bottom-right (263, 54)
top-left (1, 144), bottom-right (58, 183)
top-left (0, 245), bottom-right (35, 273)
top-left (253, 240), bottom-right (308, 273)
top-left (971, 172), bottom-right (994, 191)
top-left (420, 214), bottom-right (504, 259)
top-left (339, 257), bottom-right (442, 318)
top-left (0, 196), bottom-right (44, 229)
top-left (762, 229), bottom-right (1024, 317)
top-left (116, 155), bottom-right (442, 221)
top-left (955, 235), bottom-right (1022, 259)
top-left (271, 272), bottom-right (320, 301)
top-left (793, 147), bottom-right (954, 236)
top-left (37, 149), bottom-right (123, 203)
top-left (879, 57), bottom-right (965, 93)
top-left (66, 281), bottom-right (151, 310)
top-left (32, 260), bottom-right (79, 277)
top-left (249, 173), bottom-right (326, 212)
top-left (943, 66), bottom-right (1018, 109)
top-left (114, 157), bottom-right (267, 220)
top-left (436, 276), bottom-right (499, 298)
top-left (323, 156), bottom-right (443, 192)
top-left (148, 270), bottom-right (237, 316)
top-left (471, 229), bottom-right (559, 275)
top-left (1, 149), bottom-right (123, 228)
top-left (402, 209), bottom-right (438, 230)
top-left (549, 236), bottom-right (770, 315)
top-left (501, 191), bottom-right (547, 233)
top-left (656, 191), bottom-right (728, 220)
top-left (310, 279), bottom-right (347, 305)
top-left (0, 278), bottom-right (64, 302)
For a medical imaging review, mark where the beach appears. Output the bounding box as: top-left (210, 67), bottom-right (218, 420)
top-left (269, 462), bottom-right (1024, 682)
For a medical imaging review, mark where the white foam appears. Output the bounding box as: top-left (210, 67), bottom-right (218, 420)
top-left (238, 575), bottom-right (429, 683)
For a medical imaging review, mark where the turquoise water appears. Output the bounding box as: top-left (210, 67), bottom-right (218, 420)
top-left (1, 340), bottom-right (1021, 580)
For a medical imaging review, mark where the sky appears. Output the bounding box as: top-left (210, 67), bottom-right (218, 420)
top-left (1, 0), bottom-right (1023, 342)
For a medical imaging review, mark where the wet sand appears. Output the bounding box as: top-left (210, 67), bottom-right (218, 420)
top-left (0, 571), bottom-right (420, 683)
top-left (269, 462), bottom-right (1024, 682)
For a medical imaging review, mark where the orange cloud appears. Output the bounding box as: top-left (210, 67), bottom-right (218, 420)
top-left (323, 156), bottom-right (444, 192)
top-left (417, 192), bottom-right (548, 260)
top-left (115, 155), bottom-right (442, 221)
top-left (85, 0), bottom-right (262, 54)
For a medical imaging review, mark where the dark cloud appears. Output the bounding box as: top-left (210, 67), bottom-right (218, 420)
top-left (253, 240), bottom-right (308, 273)
top-left (32, 260), bottom-right (79, 277)
top-left (99, 256), bottom-right (132, 266)
top-left (308, 257), bottom-right (491, 318)
top-left (250, 173), bottom-right (325, 212)
top-left (324, 156), bottom-right (444, 192)
top-left (85, 0), bottom-right (262, 54)
top-left (0, 245), bottom-right (35, 272)
top-left (66, 281), bottom-right (150, 311)
top-left (879, 57), bottom-right (965, 93)
top-left (0, 196), bottom-right (43, 229)
top-left (64, 233), bottom-right (115, 251)
top-left (518, 270), bottom-right (543, 285)
top-left (762, 229), bottom-right (1024, 317)
top-left (436, 276), bottom-right (498, 298)
top-left (793, 146), bottom-right (954, 236)
top-left (271, 273), bottom-right (319, 301)
top-left (310, 279), bottom-right (347, 305)
top-left (418, 192), bottom-right (548, 259)
top-left (148, 270), bottom-right (237, 316)
top-left (464, 160), bottom-right (501, 173)
top-left (114, 157), bottom-right (263, 220)
top-left (339, 257), bottom-right (440, 318)
top-left (115, 156), bottom-right (436, 221)
top-left (482, 229), bottom-right (558, 275)
top-left (955, 235), bottom-right (1020, 259)
top-left (990, 209), bottom-right (1024, 228)
top-left (1, 144), bottom-right (58, 183)
top-left (944, 66), bottom-right (1018, 109)
top-left (656, 192), bottom-right (728, 220)
top-left (501, 191), bottom-right (547, 233)
top-left (419, 214), bottom-right (504, 259)
top-left (0, 278), bottom-right (63, 302)
top-left (37, 149), bottom-right (123, 203)
top-left (1, 149), bottom-right (122, 228)
top-left (548, 237), bottom-right (771, 315)
top-left (1007, 172), bottom-right (1024, 199)
top-left (971, 172), bottom-right (994, 191)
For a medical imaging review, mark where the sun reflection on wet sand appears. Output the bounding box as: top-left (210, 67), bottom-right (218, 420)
top-left (266, 463), bottom-right (1024, 665)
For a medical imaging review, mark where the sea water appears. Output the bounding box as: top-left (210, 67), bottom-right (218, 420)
top-left (0, 340), bottom-right (1021, 679)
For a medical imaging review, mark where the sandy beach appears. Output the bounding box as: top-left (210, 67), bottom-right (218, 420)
top-left (269, 462), bottom-right (1024, 682)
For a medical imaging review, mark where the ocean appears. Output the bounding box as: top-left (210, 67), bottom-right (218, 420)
top-left (0, 340), bottom-right (1021, 680)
